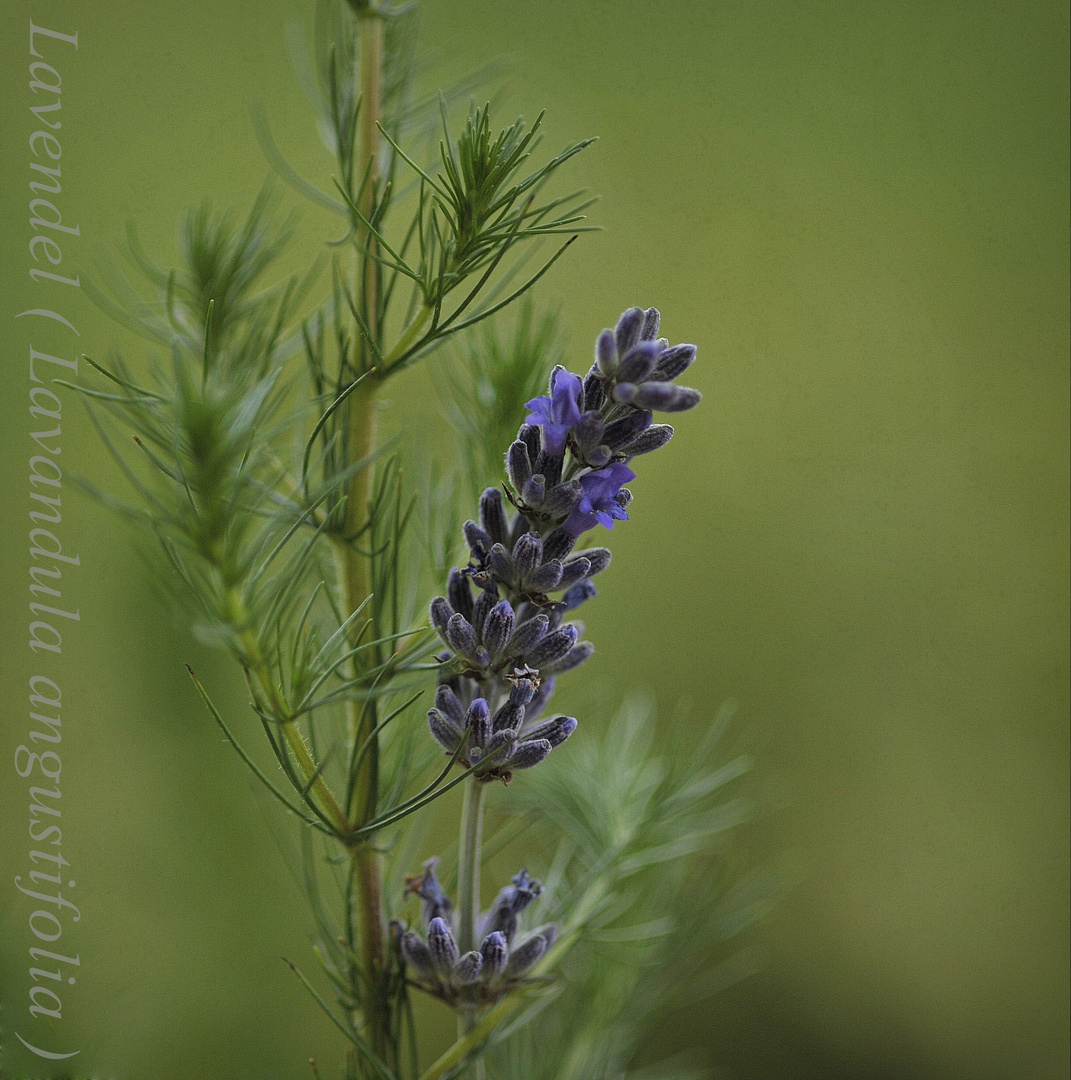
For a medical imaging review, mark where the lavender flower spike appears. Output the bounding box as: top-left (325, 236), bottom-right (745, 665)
top-left (410, 306), bottom-right (702, 1025)
top-left (428, 306), bottom-right (700, 782)
top-left (524, 365), bottom-right (582, 456)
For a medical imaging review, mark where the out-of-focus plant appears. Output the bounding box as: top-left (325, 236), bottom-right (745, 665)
top-left (72, 1), bottom-right (763, 1077)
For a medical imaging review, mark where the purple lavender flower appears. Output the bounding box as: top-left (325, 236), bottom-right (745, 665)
top-left (407, 857), bottom-right (454, 925)
top-left (563, 462), bottom-right (636, 537)
top-left (561, 580), bottom-right (597, 610)
top-left (524, 366), bottom-right (582, 456)
top-left (428, 307), bottom-right (699, 782)
top-left (427, 589), bottom-right (591, 697)
top-left (426, 675), bottom-right (578, 782)
top-left (398, 864), bottom-right (557, 1007)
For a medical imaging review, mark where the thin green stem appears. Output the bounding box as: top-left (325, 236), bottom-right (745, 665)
top-left (457, 776), bottom-right (487, 955)
top-left (456, 775), bottom-right (488, 1064)
top-left (383, 302), bottom-right (433, 368)
top-left (280, 722), bottom-right (350, 832)
top-left (228, 595), bottom-right (352, 837)
top-left (336, 5), bottom-right (390, 1062)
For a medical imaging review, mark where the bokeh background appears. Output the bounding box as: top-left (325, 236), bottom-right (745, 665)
top-left (1, 1), bottom-right (1068, 1078)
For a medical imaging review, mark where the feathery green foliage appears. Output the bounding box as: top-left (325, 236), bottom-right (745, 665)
top-left (486, 701), bottom-right (766, 1080)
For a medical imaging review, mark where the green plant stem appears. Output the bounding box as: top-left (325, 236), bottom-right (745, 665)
top-left (340, 0), bottom-right (386, 622)
top-left (339, 1), bottom-right (386, 619)
top-left (456, 775), bottom-right (488, 1074)
top-left (350, 839), bottom-right (388, 1052)
top-left (341, 6), bottom-right (390, 1058)
top-left (384, 302), bottom-right (433, 368)
top-left (230, 602), bottom-right (352, 836)
top-left (337, 376), bottom-right (381, 666)
top-left (355, 4), bottom-right (383, 369)
top-left (279, 722), bottom-right (350, 832)
top-left (457, 777), bottom-right (487, 956)
top-left (334, 314), bottom-right (388, 1060)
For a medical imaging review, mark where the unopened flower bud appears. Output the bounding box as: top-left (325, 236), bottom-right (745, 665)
top-left (614, 307), bottom-right (645, 356)
top-left (479, 488), bottom-right (509, 545)
top-left (453, 951), bottom-right (483, 984)
top-left (428, 917), bottom-right (459, 973)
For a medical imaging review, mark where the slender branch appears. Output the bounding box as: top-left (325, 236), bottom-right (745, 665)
top-left (383, 302), bottom-right (433, 368)
top-left (185, 664), bottom-right (333, 832)
top-left (227, 593), bottom-right (352, 836)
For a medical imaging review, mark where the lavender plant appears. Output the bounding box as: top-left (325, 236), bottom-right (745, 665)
top-left (76, 2), bottom-right (759, 1076)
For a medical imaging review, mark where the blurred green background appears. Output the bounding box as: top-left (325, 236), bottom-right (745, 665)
top-left (1, 1), bottom-right (1067, 1077)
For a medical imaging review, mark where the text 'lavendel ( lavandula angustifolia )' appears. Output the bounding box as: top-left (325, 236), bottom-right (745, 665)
top-left (400, 305), bottom-right (701, 1008)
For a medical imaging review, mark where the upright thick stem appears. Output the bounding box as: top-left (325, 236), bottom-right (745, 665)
top-left (333, 387), bottom-right (379, 844)
top-left (340, 0), bottom-right (385, 618)
top-left (337, 375), bottom-right (381, 659)
top-left (350, 839), bottom-right (388, 1050)
top-left (354, 5), bottom-right (383, 379)
top-left (336, 5), bottom-right (390, 1058)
